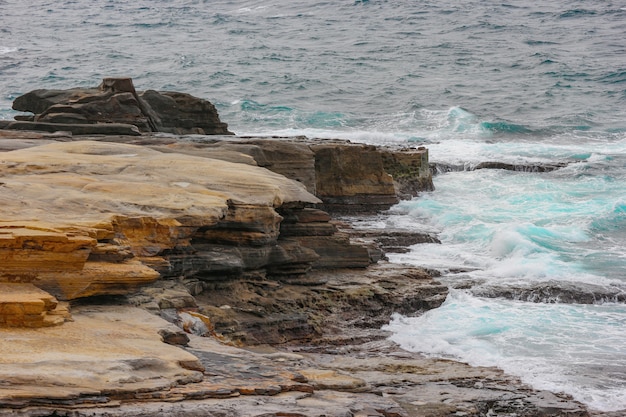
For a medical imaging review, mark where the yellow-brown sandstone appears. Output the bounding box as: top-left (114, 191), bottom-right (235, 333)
top-left (0, 140), bottom-right (319, 326)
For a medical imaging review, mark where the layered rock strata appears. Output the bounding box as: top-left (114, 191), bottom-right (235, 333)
top-left (100, 135), bottom-right (434, 214)
top-left (0, 113), bottom-right (599, 415)
top-left (6, 77), bottom-right (233, 135)
top-left (0, 283), bottom-right (69, 327)
top-left (0, 138), bottom-right (393, 327)
top-left (0, 305), bottom-right (591, 416)
top-left (0, 140), bottom-right (331, 317)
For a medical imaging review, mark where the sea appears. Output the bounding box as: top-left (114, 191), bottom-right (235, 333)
top-left (1, 0), bottom-right (625, 412)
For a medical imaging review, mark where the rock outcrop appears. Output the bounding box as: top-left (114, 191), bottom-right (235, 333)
top-left (0, 140), bottom-right (335, 304)
top-left (0, 90), bottom-right (599, 416)
top-left (430, 160), bottom-right (571, 175)
top-left (7, 77), bottom-right (233, 135)
top-left (145, 136), bottom-right (434, 214)
top-left (4, 79), bottom-right (434, 213)
top-left (0, 283), bottom-right (69, 327)
top-left (0, 304), bottom-right (591, 416)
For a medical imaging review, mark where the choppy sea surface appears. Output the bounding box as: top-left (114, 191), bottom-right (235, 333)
top-left (1, 0), bottom-right (625, 412)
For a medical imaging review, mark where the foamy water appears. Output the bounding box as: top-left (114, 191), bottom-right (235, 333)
top-left (1, 0), bottom-right (625, 411)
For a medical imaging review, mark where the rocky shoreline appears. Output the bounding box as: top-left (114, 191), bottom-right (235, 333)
top-left (0, 80), bottom-right (607, 416)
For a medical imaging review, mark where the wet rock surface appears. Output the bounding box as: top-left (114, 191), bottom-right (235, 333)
top-left (471, 281), bottom-right (626, 304)
top-left (430, 160), bottom-right (572, 175)
top-left (0, 304), bottom-right (592, 417)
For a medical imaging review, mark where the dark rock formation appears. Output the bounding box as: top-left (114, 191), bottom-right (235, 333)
top-left (140, 89), bottom-right (232, 135)
top-left (381, 146), bottom-right (435, 196)
top-left (130, 262), bottom-right (448, 346)
top-left (473, 160), bottom-right (570, 172)
top-left (472, 281), bottom-right (626, 304)
top-left (9, 77), bottom-right (233, 135)
top-left (431, 160), bottom-right (571, 175)
top-left (349, 227), bottom-right (442, 254)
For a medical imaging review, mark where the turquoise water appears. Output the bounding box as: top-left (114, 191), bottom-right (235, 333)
top-left (385, 292), bottom-right (626, 411)
top-left (1, 0), bottom-right (625, 412)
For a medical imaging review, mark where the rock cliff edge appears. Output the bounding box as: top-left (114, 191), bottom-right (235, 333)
top-left (0, 82), bottom-right (594, 417)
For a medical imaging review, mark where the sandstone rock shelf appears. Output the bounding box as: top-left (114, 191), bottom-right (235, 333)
top-left (0, 83), bottom-right (601, 416)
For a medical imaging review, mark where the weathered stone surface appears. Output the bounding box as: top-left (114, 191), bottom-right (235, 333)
top-left (205, 138), bottom-right (433, 213)
top-left (231, 138), bottom-right (318, 193)
top-left (0, 140), bottom-right (321, 300)
top-left (140, 90), bottom-right (232, 135)
top-left (381, 146), bottom-right (434, 197)
top-left (278, 207), bottom-right (337, 237)
top-left (0, 305), bottom-right (591, 416)
top-left (0, 128), bottom-right (435, 213)
top-left (12, 87), bottom-right (98, 115)
top-left (33, 260), bottom-right (160, 300)
top-left (150, 141), bottom-right (258, 165)
top-left (0, 283), bottom-right (68, 328)
top-left (198, 204), bottom-right (284, 246)
top-left (336, 218), bottom-right (442, 255)
top-left (0, 306), bottom-right (204, 408)
top-left (311, 143), bottom-right (400, 213)
top-left (0, 226), bottom-right (94, 280)
top-left (10, 78), bottom-right (233, 135)
top-left (139, 262), bottom-right (449, 346)
top-left (295, 341), bottom-right (591, 417)
top-left (294, 234), bottom-right (372, 269)
top-left (0, 120), bottom-right (142, 135)
top-left (158, 327), bottom-right (191, 346)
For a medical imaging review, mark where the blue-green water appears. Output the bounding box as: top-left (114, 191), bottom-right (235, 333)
top-left (1, 0), bottom-right (625, 411)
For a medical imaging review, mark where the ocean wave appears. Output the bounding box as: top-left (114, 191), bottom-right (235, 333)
top-left (392, 164), bottom-right (625, 288)
top-left (559, 9), bottom-right (597, 19)
top-left (232, 103), bottom-right (553, 143)
top-left (478, 121), bottom-right (534, 134)
top-left (383, 291), bottom-right (626, 411)
top-left (0, 46), bottom-right (18, 55)
top-left (590, 200), bottom-right (626, 234)
top-left (596, 70), bottom-right (626, 84)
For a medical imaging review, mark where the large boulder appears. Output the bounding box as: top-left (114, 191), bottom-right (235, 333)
top-left (140, 89), bottom-right (232, 135)
top-left (10, 77), bottom-right (233, 135)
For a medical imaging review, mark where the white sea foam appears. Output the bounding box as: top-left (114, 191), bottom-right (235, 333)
top-left (384, 291), bottom-right (626, 412)
top-left (382, 138), bottom-right (626, 411)
top-left (0, 46), bottom-right (18, 55)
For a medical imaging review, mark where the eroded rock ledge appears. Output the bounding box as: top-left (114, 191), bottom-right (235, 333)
top-left (0, 135), bottom-right (436, 331)
top-left (0, 86), bottom-right (598, 416)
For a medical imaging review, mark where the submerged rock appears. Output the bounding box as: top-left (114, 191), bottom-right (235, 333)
top-left (430, 160), bottom-right (571, 175)
top-left (472, 281), bottom-right (626, 304)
